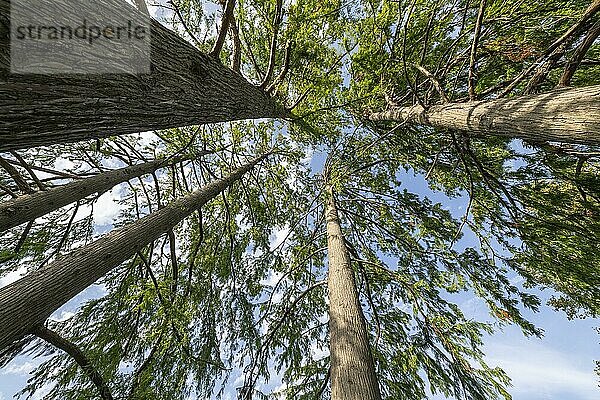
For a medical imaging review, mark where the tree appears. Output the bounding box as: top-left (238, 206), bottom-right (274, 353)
top-left (324, 176), bottom-right (381, 400)
top-left (0, 152), bottom-right (205, 232)
top-left (0, 0), bottom-right (286, 150)
top-left (367, 85), bottom-right (600, 145)
top-left (0, 153), bottom-right (268, 351)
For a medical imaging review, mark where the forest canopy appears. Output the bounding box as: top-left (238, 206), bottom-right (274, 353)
top-left (0, 0), bottom-right (599, 399)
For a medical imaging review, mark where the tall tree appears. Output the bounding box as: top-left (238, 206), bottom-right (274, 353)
top-left (0, 153), bottom-right (268, 351)
top-left (367, 85), bottom-right (600, 145)
top-left (0, 153), bottom-right (205, 232)
top-left (0, 0), bottom-right (286, 150)
top-left (324, 174), bottom-right (381, 400)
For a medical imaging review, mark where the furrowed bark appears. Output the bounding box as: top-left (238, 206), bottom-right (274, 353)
top-left (34, 325), bottom-right (114, 400)
top-left (0, 0), bottom-right (285, 151)
top-left (368, 85), bottom-right (600, 145)
top-left (0, 154), bottom-right (267, 351)
top-left (0, 154), bottom-right (200, 232)
top-left (325, 184), bottom-right (381, 400)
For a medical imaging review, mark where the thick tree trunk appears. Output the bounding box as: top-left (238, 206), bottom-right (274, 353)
top-left (325, 185), bottom-right (381, 400)
top-left (0, 154), bottom-right (266, 351)
top-left (368, 85), bottom-right (600, 145)
top-left (34, 325), bottom-right (114, 400)
top-left (0, 154), bottom-right (198, 232)
top-left (0, 0), bottom-right (286, 151)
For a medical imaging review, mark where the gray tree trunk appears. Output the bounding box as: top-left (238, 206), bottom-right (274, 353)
top-left (368, 85), bottom-right (600, 145)
top-left (0, 154), bottom-right (267, 351)
top-left (325, 184), bottom-right (381, 400)
top-left (0, 154), bottom-right (197, 232)
top-left (0, 0), bottom-right (286, 151)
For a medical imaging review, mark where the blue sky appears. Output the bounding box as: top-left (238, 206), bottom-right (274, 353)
top-left (0, 144), bottom-right (598, 399)
top-left (1, 1), bottom-right (598, 398)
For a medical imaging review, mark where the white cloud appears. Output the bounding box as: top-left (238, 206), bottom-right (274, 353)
top-left (92, 185), bottom-right (125, 226)
top-left (486, 342), bottom-right (598, 400)
top-left (0, 266), bottom-right (26, 289)
top-left (1, 361), bottom-right (35, 375)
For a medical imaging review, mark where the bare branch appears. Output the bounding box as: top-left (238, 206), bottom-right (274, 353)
top-left (209, 0), bottom-right (236, 59)
top-left (468, 0), bottom-right (488, 100)
top-left (229, 15), bottom-right (242, 73)
top-left (33, 325), bottom-right (114, 400)
top-left (266, 40), bottom-right (292, 94)
top-left (559, 19), bottom-right (600, 87)
top-left (413, 64), bottom-right (449, 103)
top-left (259, 0), bottom-right (284, 89)
top-left (0, 155), bottom-right (33, 194)
top-left (9, 151), bottom-right (45, 190)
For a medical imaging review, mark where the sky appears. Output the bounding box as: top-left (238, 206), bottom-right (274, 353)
top-left (4, 140), bottom-right (598, 400)
top-left (1, 1), bottom-right (598, 399)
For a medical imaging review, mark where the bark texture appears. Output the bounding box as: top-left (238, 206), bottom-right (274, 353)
top-left (0, 155), bottom-right (194, 232)
top-left (325, 185), bottom-right (381, 400)
top-left (0, 155), bottom-right (266, 351)
top-left (34, 325), bottom-right (114, 400)
top-left (0, 0), bottom-right (285, 151)
top-left (368, 85), bottom-right (600, 145)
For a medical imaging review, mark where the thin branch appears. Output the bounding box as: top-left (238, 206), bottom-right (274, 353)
top-left (260, 0), bottom-right (284, 89)
top-left (0, 155), bottom-right (33, 194)
top-left (9, 152), bottom-right (45, 190)
top-left (169, 0), bottom-right (203, 49)
top-left (33, 325), bottom-right (114, 400)
top-left (210, 0), bottom-right (236, 59)
top-left (229, 15), bottom-right (242, 73)
top-left (499, 0), bottom-right (600, 97)
top-left (468, 0), bottom-right (487, 101)
top-left (413, 64), bottom-right (449, 103)
top-left (266, 40), bottom-right (292, 94)
top-left (559, 19), bottom-right (600, 86)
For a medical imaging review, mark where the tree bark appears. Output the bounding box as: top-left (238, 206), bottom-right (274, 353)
top-left (34, 325), bottom-right (114, 400)
top-left (558, 20), bottom-right (600, 87)
top-left (368, 85), bottom-right (600, 145)
top-left (0, 0), bottom-right (286, 151)
top-left (0, 154), bottom-right (199, 232)
top-left (325, 184), bottom-right (381, 400)
top-left (0, 154), bottom-right (267, 351)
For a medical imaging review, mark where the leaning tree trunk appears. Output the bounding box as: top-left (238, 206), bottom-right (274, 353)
top-left (368, 85), bottom-right (600, 145)
top-left (0, 154), bottom-right (267, 351)
top-left (325, 184), bottom-right (381, 400)
top-left (0, 153), bottom-right (200, 232)
top-left (0, 0), bottom-right (286, 151)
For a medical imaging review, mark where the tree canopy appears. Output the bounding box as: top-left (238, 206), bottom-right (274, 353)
top-left (0, 0), bottom-right (599, 399)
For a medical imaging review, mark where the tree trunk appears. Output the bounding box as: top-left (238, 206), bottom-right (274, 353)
top-left (368, 85), bottom-right (600, 145)
top-left (0, 0), bottom-right (286, 151)
top-left (325, 184), bottom-right (381, 400)
top-left (0, 154), bottom-right (199, 232)
top-left (34, 325), bottom-right (114, 400)
top-left (0, 154), bottom-right (267, 351)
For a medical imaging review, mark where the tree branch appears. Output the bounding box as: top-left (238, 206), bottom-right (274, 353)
top-left (33, 325), bottom-right (114, 400)
top-left (413, 64), bottom-right (449, 103)
top-left (210, 0), bottom-right (236, 59)
top-left (559, 19), bottom-right (600, 86)
top-left (260, 0), bottom-right (284, 89)
top-left (468, 0), bottom-right (487, 101)
top-left (499, 0), bottom-right (600, 97)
